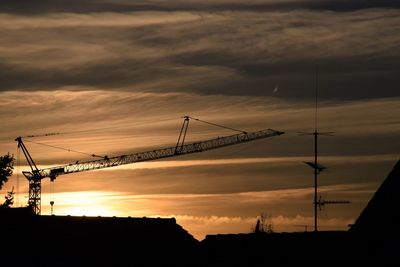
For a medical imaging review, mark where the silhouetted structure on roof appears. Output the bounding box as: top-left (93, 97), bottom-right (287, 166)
top-left (201, 160), bottom-right (400, 266)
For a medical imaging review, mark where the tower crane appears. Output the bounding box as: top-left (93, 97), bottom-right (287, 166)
top-left (16, 116), bottom-right (284, 215)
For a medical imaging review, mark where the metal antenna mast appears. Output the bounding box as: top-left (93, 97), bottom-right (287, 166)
top-left (313, 65), bottom-right (320, 232)
top-left (301, 66), bottom-right (350, 232)
top-left (314, 65), bottom-right (319, 232)
top-left (300, 65), bottom-right (333, 232)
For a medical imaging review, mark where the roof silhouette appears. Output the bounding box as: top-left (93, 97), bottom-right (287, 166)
top-left (2, 160), bottom-right (399, 266)
top-left (0, 213), bottom-right (198, 266)
top-left (351, 159), bottom-right (400, 233)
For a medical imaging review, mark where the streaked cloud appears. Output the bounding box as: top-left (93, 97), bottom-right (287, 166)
top-left (0, 12), bottom-right (206, 29)
top-left (1, 91), bottom-right (398, 163)
top-left (37, 184), bottom-right (369, 239)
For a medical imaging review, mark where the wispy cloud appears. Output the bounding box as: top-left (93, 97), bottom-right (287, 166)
top-left (0, 12), bottom-right (206, 29)
top-left (29, 182), bottom-right (377, 215)
top-left (1, 90), bottom-right (398, 160)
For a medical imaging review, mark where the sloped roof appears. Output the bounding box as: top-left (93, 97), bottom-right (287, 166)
top-left (351, 160), bottom-right (400, 233)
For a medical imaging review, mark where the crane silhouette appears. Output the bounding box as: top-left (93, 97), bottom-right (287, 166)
top-left (16, 116), bottom-right (284, 215)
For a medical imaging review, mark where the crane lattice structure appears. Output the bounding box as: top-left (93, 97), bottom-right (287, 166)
top-left (16, 116), bottom-right (284, 215)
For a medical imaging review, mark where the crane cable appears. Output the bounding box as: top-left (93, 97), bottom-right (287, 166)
top-left (25, 132), bottom-right (60, 138)
top-left (187, 116), bottom-right (272, 159)
top-left (22, 117), bottom-right (245, 160)
top-left (22, 117), bottom-right (179, 139)
top-left (23, 139), bottom-right (105, 159)
top-left (187, 116), bottom-right (247, 134)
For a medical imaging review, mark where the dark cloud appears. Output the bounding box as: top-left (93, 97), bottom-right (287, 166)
top-left (3, 57), bottom-right (398, 100)
top-left (0, 7), bottom-right (399, 101)
top-left (0, 0), bottom-right (399, 15)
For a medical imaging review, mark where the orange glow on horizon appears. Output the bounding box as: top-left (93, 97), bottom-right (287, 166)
top-left (34, 188), bottom-right (361, 240)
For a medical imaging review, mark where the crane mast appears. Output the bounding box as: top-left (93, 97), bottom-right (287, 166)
top-left (17, 117), bottom-right (284, 215)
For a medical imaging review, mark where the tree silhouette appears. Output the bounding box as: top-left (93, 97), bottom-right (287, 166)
top-left (0, 153), bottom-right (14, 190)
top-left (0, 187), bottom-right (14, 208)
top-left (252, 213), bottom-right (274, 234)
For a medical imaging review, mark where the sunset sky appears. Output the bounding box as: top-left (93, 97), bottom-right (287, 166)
top-left (0, 0), bottom-right (399, 240)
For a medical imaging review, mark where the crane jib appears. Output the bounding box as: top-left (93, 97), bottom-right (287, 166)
top-left (46, 129), bottom-right (284, 178)
top-left (17, 122), bottom-right (284, 215)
